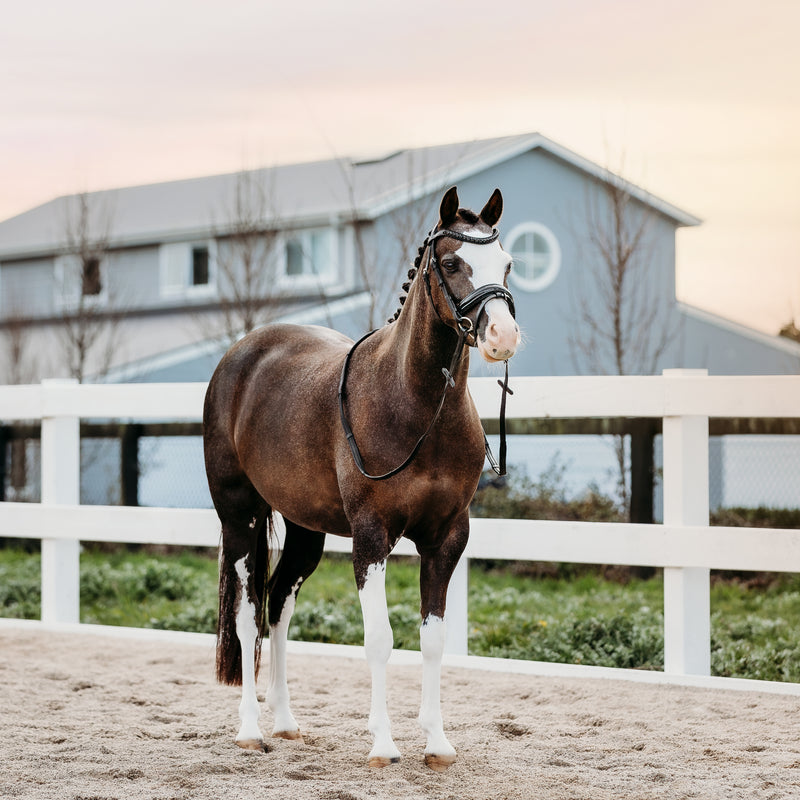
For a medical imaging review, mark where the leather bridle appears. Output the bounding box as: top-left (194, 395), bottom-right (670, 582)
top-left (421, 226), bottom-right (516, 346)
top-left (339, 224), bottom-right (515, 481)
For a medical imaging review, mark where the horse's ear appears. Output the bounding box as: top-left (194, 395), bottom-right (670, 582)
top-left (439, 187), bottom-right (459, 228)
top-left (479, 188), bottom-right (503, 227)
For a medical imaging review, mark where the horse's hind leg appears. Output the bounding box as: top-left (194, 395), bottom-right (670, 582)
top-left (266, 520), bottom-right (325, 741)
top-left (214, 477), bottom-right (270, 751)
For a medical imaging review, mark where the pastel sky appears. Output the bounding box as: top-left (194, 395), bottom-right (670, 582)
top-left (1, 0), bottom-right (798, 334)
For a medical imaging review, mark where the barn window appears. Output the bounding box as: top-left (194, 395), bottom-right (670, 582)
top-left (191, 246), bottom-right (210, 287)
top-left (159, 241), bottom-right (216, 298)
top-left (282, 229), bottom-right (336, 285)
top-left (505, 222), bottom-right (561, 292)
top-left (82, 256), bottom-right (103, 297)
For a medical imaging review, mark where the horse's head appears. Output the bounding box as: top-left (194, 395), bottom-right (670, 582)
top-left (425, 187), bottom-right (520, 363)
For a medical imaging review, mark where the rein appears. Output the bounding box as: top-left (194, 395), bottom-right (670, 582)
top-left (338, 325), bottom-right (469, 481)
top-left (338, 225), bottom-right (514, 481)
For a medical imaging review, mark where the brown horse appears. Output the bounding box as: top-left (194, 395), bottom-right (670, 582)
top-left (203, 186), bottom-right (520, 770)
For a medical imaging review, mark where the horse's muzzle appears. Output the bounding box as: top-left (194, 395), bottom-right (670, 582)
top-left (476, 298), bottom-right (520, 363)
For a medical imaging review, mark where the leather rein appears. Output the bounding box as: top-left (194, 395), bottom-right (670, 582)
top-left (338, 225), bottom-right (515, 481)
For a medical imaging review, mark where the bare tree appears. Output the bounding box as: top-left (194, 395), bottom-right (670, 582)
top-left (209, 170), bottom-right (284, 346)
top-left (341, 152), bottom-right (448, 330)
top-left (0, 301), bottom-right (41, 501)
top-left (57, 192), bottom-right (125, 382)
top-left (0, 305), bottom-right (40, 385)
top-left (570, 176), bottom-right (676, 377)
top-left (569, 170), bottom-right (679, 516)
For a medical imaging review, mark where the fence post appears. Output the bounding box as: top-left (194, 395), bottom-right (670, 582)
top-left (662, 368), bottom-right (710, 675)
top-left (40, 379), bottom-right (81, 624)
top-left (444, 555), bottom-right (469, 655)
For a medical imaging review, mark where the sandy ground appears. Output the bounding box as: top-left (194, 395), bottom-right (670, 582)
top-left (2, 627), bottom-right (800, 800)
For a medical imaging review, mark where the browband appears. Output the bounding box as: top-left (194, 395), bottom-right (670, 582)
top-left (427, 227), bottom-right (500, 245)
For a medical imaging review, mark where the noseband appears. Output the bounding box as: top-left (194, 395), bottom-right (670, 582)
top-left (338, 224), bottom-right (514, 481)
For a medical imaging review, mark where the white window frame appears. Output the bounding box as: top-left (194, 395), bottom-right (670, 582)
top-left (54, 253), bottom-right (109, 311)
top-left (277, 228), bottom-right (337, 290)
top-left (505, 221), bottom-right (562, 292)
top-left (159, 240), bottom-right (217, 299)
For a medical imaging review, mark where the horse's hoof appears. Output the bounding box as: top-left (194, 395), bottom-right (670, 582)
top-left (273, 729), bottom-right (304, 743)
top-left (235, 738), bottom-right (266, 752)
top-left (368, 756), bottom-right (400, 768)
top-left (424, 753), bottom-right (456, 772)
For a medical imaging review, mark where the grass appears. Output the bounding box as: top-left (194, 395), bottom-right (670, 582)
top-left (3, 545), bottom-right (800, 682)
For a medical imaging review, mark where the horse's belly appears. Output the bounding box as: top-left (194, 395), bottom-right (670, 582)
top-left (255, 473), bottom-right (350, 535)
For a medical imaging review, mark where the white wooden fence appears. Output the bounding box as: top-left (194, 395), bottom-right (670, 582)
top-left (1, 370), bottom-right (799, 680)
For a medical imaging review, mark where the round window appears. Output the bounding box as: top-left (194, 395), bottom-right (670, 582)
top-left (505, 222), bottom-right (561, 292)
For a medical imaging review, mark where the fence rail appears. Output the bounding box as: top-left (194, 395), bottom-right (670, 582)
top-left (1, 371), bottom-right (799, 681)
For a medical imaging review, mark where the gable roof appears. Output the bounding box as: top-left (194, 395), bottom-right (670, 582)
top-left (0, 133), bottom-right (701, 261)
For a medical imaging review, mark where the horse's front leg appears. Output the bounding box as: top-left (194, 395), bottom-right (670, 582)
top-left (354, 530), bottom-right (401, 767)
top-left (417, 520), bottom-right (469, 771)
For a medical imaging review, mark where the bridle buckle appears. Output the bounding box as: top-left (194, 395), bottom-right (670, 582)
top-left (457, 316), bottom-right (473, 335)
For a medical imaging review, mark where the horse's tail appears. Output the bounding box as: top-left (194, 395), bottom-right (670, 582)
top-left (216, 512), bottom-right (272, 686)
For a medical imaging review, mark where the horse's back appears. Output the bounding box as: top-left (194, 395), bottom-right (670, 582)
top-left (207, 323), bottom-right (350, 412)
top-left (211, 323), bottom-right (350, 381)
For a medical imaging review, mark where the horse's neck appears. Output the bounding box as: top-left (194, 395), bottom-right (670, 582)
top-left (378, 281), bottom-right (470, 396)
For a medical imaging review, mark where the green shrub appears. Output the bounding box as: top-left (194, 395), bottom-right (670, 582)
top-left (468, 576), bottom-right (664, 670)
top-left (711, 506), bottom-right (800, 529)
top-left (149, 604), bottom-right (218, 634)
top-left (471, 460), bottom-right (623, 522)
top-left (0, 552), bottom-right (40, 619)
top-left (81, 558), bottom-right (200, 605)
top-left (289, 598), bottom-right (363, 644)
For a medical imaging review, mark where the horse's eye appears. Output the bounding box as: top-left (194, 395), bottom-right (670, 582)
top-left (441, 258), bottom-right (459, 274)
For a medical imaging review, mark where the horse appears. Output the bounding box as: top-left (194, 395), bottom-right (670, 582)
top-left (203, 186), bottom-right (520, 771)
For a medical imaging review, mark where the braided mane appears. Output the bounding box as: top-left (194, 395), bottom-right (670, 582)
top-left (387, 207), bottom-right (486, 324)
top-left (387, 237), bottom-right (428, 324)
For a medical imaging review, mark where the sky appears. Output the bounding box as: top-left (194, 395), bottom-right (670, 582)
top-left (1, 0), bottom-right (798, 335)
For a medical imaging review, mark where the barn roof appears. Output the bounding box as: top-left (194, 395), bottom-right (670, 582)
top-left (0, 133), bottom-right (700, 260)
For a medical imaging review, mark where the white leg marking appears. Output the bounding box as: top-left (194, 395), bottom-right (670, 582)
top-left (266, 578), bottom-right (303, 738)
top-left (359, 561), bottom-right (401, 765)
top-left (234, 556), bottom-right (263, 746)
top-left (419, 615), bottom-right (457, 760)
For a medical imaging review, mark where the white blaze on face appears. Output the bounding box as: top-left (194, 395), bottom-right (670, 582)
top-left (456, 236), bottom-right (520, 363)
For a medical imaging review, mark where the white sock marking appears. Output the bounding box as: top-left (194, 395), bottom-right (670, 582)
top-left (359, 561), bottom-right (401, 762)
top-left (419, 614), bottom-right (456, 758)
top-left (234, 556), bottom-right (263, 744)
top-left (267, 578), bottom-right (303, 736)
